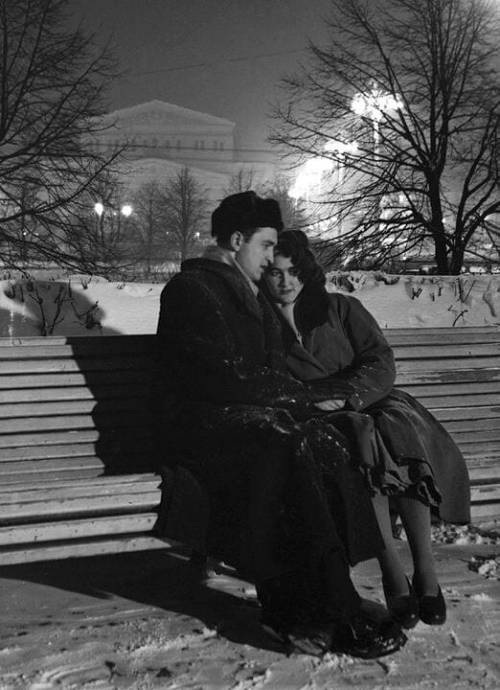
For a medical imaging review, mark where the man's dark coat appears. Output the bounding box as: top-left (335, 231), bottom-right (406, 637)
top-left (154, 258), bottom-right (383, 590)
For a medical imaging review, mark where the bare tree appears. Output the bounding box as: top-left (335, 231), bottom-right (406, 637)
top-left (0, 0), bottom-right (118, 269)
top-left (162, 168), bottom-right (209, 262)
top-left (130, 181), bottom-right (171, 274)
top-left (271, 0), bottom-right (500, 274)
top-left (65, 172), bottom-right (134, 276)
top-left (223, 167), bottom-right (257, 196)
top-left (260, 175), bottom-right (311, 232)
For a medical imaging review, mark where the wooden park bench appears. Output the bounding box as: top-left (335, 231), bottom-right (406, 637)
top-left (0, 326), bottom-right (499, 565)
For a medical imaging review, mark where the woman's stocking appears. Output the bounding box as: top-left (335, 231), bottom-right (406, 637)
top-left (391, 495), bottom-right (439, 596)
top-left (371, 493), bottom-right (409, 595)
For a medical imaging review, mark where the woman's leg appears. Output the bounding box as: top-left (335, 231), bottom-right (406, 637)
top-left (391, 495), bottom-right (439, 596)
top-left (371, 493), bottom-right (409, 595)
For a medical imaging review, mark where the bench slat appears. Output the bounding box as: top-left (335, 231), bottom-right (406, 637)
top-left (0, 513), bottom-right (158, 546)
top-left (385, 326), bottom-right (499, 341)
top-left (0, 384), bottom-right (149, 404)
top-left (457, 441), bottom-right (500, 454)
top-left (0, 478), bottom-right (160, 503)
top-left (410, 393), bottom-right (500, 409)
top-left (0, 356), bottom-right (153, 375)
top-left (399, 380), bottom-right (500, 396)
top-left (1, 395), bottom-right (497, 419)
top-left (2, 341), bottom-right (498, 363)
top-left (0, 335), bottom-right (156, 353)
top-left (2, 482), bottom-right (493, 517)
top-left (0, 492), bottom-right (160, 522)
top-left (0, 472), bottom-right (158, 493)
top-left (0, 370), bottom-right (149, 389)
top-left (0, 438), bottom-right (150, 461)
top-left (395, 368), bottom-right (500, 385)
top-left (441, 418), bottom-right (500, 432)
top-left (0, 412), bottom-right (149, 434)
top-left (391, 343), bottom-right (500, 358)
top-left (0, 397), bottom-right (149, 418)
top-left (0, 456), bottom-right (104, 473)
top-left (396, 357), bottom-right (500, 372)
top-left (0, 428), bottom-right (152, 449)
top-left (2, 400), bottom-right (494, 428)
top-left (471, 483), bottom-right (500, 502)
top-left (470, 503), bottom-right (500, 519)
top-left (431, 406), bottom-right (500, 421)
top-left (0, 468), bottom-right (109, 485)
top-left (0, 534), bottom-right (169, 565)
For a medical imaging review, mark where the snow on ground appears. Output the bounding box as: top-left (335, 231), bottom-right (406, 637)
top-left (0, 271), bottom-right (498, 337)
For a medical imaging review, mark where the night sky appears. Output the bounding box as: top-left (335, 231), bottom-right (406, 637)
top-left (68, 0), bottom-right (332, 156)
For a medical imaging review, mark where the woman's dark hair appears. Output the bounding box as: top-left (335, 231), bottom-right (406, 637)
top-left (273, 230), bottom-right (329, 333)
top-left (274, 230), bottom-right (325, 288)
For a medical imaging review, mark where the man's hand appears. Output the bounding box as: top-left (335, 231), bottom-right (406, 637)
top-left (313, 399), bottom-right (345, 411)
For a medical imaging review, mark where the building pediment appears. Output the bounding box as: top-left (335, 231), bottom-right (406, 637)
top-left (101, 100), bottom-right (235, 136)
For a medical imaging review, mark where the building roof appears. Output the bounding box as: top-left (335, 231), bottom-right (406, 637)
top-left (102, 100), bottom-right (235, 131)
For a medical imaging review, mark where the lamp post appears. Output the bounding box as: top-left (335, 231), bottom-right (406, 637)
top-left (351, 84), bottom-right (403, 237)
top-left (93, 201), bottom-right (105, 246)
top-left (351, 85), bottom-right (403, 158)
top-left (323, 139), bottom-right (359, 237)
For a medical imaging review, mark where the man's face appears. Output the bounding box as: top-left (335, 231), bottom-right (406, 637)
top-left (234, 227), bottom-right (278, 282)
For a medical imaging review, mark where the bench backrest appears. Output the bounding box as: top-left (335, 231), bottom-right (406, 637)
top-left (0, 335), bottom-right (156, 485)
top-left (0, 326), bottom-right (499, 526)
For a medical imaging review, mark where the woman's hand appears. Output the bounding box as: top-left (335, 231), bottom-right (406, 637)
top-left (314, 399), bottom-right (345, 411)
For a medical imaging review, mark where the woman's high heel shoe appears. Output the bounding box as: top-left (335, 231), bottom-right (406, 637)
top-left (383, 576), bottom-right (420, 629)
top-left (413, 577), bottom-right (447, 625)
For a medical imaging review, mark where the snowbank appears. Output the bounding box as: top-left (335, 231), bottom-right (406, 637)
top-left (0, 275), bottom-right (163, 337)
top-left (326, 272), bottom-right (500, 329)
top-left (0, 272), bottom-right (498, 337)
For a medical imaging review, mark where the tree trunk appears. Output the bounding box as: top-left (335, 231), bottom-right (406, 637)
top-left (429, 178), bottom-right (449, 274)
top-left (449, 243), bottom-right (465, 275)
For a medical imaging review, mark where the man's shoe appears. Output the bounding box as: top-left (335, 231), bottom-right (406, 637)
top-left (383, 576), bottom-right (420, 629)
top-left (330, 613), bottom-right (408, 659)
top-left (260, 613), bottom-right (332, 656)
top-left (261, 611), bottom-right (407, 659)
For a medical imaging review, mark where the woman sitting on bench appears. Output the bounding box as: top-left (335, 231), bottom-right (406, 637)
top-left (264, 230), bottom-right (471, 630)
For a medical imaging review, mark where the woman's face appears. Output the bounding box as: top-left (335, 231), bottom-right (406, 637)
top-left (266, 254), bottom-right (304, 305)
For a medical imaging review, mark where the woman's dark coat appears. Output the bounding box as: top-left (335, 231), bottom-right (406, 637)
top-left (283, 289), bottom-right (470, 524)
top-left (154, 258), bottom-right (384, 607)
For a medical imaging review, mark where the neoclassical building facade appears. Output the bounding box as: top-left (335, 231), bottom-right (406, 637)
top-left (90, 100), bottom-right (277, 205)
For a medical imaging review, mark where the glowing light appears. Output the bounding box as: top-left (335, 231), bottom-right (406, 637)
top-left (288, 156), bottom-right (333, 200)
top-left (351, 87), bottom-right (403, 121)
top-left (121, 204), bottom-right (133, 217)
top-left (94, 202), bottom-right (104, 216)
top-left (324, 139), bottom-right (359, 156)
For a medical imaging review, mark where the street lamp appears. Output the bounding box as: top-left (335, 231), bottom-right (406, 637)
top-left (351, 84), bottom-right (403, 156)
top-left (323, 139), bottom-right (359, 237)
top-left (288, 156), bottom-right (334, 203)
top-left (324, 139), bottom-right (359, 185)
top-left (351, 84), bottom-right (403, 239)
top-left (94, 202), bottom-right (104, 217)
